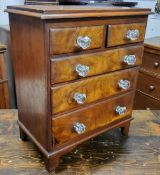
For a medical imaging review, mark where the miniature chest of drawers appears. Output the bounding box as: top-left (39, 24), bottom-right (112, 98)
top-left (134, 37), bottom-right (160, 109)
top-left (7, 5), bottom-right (150, 172)
top-left (0, 43), bottom-right (10, 108)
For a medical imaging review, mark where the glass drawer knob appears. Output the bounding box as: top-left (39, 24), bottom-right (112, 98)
top-left (76, 36), bottom-right (91, 50)
top-left (73, 92), bottom-right (86, 104)
top-left (123, 55), bottom-right (136, 65)
top-left (116, 106), bottom-right (127, 115)
top-left (126, 29), bottom-right (140, 41)
top-left (75, 64), bottom-right (90, 77)
top-left (118, 80), bottom-right (130, 90)
top-left (74, 122), bottom-right (86, 134)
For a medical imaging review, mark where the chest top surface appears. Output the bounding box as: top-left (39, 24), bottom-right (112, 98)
top-left (145, 37), bottom-right (160, 51)
top-left (6, 5), bottom-right (151, 19)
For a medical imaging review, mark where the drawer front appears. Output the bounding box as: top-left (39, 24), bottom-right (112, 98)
top-left (51, 68), bottom-right (138, 114)
top-left (0, 53), bottom-right (7, 80)
top-left (137, 72), bottom-right (160, 99)
top-left (52, 92), bottom-right (134, 144)
top-left (107, 23), bottom-right (146, 47)
top-left (134, 91), bottom-right (160, 110)
top-left (51, 45), bottom-right (143, 84)
top-left (50, 26), bottom-right (104, 55)
top-left (0, 82), bottom-right (9, 109)
top-left (141, 52), bottom-right (160, 74)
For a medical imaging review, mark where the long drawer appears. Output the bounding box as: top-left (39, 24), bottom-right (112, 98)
top-left (52, 91), bottom-right (134, 144)
top-left (107, 23), bottom-right (146, 47)
top-left (49, 25), bottom-right (104, 55)
top-left (51, 67), bottom-right (138, 114)
top-left (51, 45), bottom-right (143, 84)
top-left (134, 90), bottom-right (160, 110)
top-left (137, 72), bottom-right (160, 100)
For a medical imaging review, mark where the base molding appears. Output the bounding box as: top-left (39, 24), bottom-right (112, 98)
top-left (18, 117), bottom-right (132, 157)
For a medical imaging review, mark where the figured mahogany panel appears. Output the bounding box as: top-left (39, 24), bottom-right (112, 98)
top-left (52, 91), bottom-right (134, 144)
top-left (141, 51), bottom-right (160, 74)
top-left (137, 72), bottom-right (160, 100)
top-left (49, 25), bottom-right (104, 55)
top-left (51, 67), bottom-right (138, 114)
top-left (107, 23), bottom-right (146, 47)
top-left (51, 45), bottom-right (143, 84)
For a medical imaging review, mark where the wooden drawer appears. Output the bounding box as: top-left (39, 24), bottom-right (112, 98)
top-left (51, 67), bottom-right (138, 114)
top-left (0, 52), bottom-right (7, 80)
top-left (52, 92), bottom-right (134, 144)
top-left (0, 81), bottom-right (10, 109)
top-left (49, 26), bottom-right (104, 55)
top-left (51, 45), bottom-right (143, 84)
top-left (107, 23), bottom-right (146, 47)
top-left (134, 90), bottom-right (160, 110)
top-left (141, 52), bottom-right (160, 74)
top-left (137, 72), bottom-right (160, 100)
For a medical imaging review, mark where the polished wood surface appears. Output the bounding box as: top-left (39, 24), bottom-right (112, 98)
top-left (0, 82), bottom-right (10, 108)
top-left (50, 25), bottom-right (104, 55)
top-left (134, 91), bottom-right (160, 110)
top-left (0, 52), bottom-right (7, 81)
top-left (6, 5), bottom-right (151, 19)
top-left (137, 72), bottom-right (160, 100)
top-left (145, 36), bottom-right (160, 51)
top-left (9, 15), bottom-right (52, 151)
top-left (51, 68), bottom-right (138, 114)
top-left (0, 45), bottom-right (10, 109)
top-left (141, 51), bottom-right (160, 75)
top-left (108, 23), bottom-right (146, 47)
top-left (134, 37), bottom-right (160, 110)
top-left (1, 109), bottom-right (160, 175)
top-left (52, 92), bottom-right (134, 144)
top-left (7, 6), bottom-right (150, 172)
top-left (51, 45), bottom-right (143, 84)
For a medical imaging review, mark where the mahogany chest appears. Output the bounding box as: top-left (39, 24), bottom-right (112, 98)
top-left (0, 43), bottom-right (10, 108)
top-left (134, 37), bottom-right (160, 109)
top-left (7, 5), bottom-right (150, 172)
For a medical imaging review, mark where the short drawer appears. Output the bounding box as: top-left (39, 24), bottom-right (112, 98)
top-left (141, 52), bottom-right (160, 74)
top-left (52, 92), bottom-right (134, 144)
top-left (51, 45), bottom-right (143, 84)
top-left (49, 26), bottom-right (104, 55)
top-left (137, 72), bottom-right (160, 99)
top-left (51, 67), bottom-right (138, 114)
top-left (107, 23), bottom-right (146, 47)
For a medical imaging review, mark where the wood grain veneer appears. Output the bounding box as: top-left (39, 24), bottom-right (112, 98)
top-left (51, 45), bottom-right (143, 84)
top-left (51, 67), bottom-right (138, 114)
top-left (52, 91), bottom-right (134, 144)
top-left (7, 5), bottom-right (150, 172)
top-left (108, 23), bottom-right (146, 47)
top-left (50, 25), bottom-right (104, 55)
